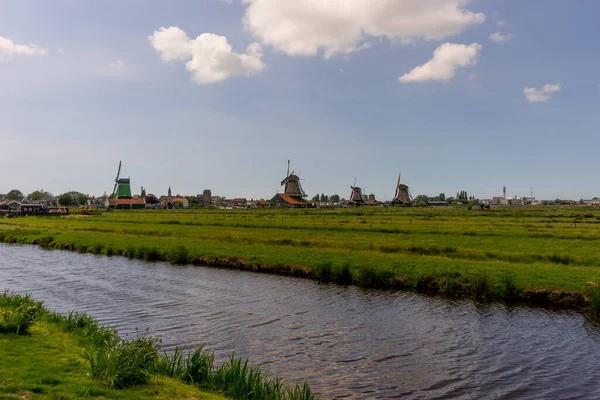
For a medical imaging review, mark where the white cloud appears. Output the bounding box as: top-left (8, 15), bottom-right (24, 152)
top-left (0, 36), bottom-right (47, 62)
top-left (399, 42), bottom-right (482, 83)
top-left (149, 26), bottom-right (265, 84)
top-left (497, 20), bottom-right (507, 27)
top-left (242, 0), bottom-right (485, 58)
top-left (523, 82), bottom-right (561, 103)
top-left (57, 48), bottom-right (65, 54)
top-left (109, 60), bottom-right (125, 69)
top-left (489, 32), bottom-right (512, 43)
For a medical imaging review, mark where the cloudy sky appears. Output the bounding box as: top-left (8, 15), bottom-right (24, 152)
top-left (1, 0), bottom-right (599, 200)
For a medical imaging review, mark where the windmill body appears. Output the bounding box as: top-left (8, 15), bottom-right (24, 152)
top-left (392, 173), bottom-right (412, 205)
top-left (270, 160), bottom-right (309, 207)
top-left (112, 161), bottom-right (133, 199)
top-left (349, 178), bottom-right (366, 205)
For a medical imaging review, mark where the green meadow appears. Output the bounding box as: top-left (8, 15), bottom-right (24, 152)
top-left (2, 206), bottom-right (600, 305)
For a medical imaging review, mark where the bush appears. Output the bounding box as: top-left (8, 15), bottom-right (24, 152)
top-left (471, 273), bottom-right (494, 301)
top-left (84, 331), bottom-right (160, 389)
top-left (169, 246), bottom-right (189, 264)
top-left (357, 266), bottom-right (394, 288)
top-left (589, 288), bottom-right (600, 318)
top-left (332, 262), bottom-right (353, 285)
top-left (500, 271), bottom-right (518, 299)
top-left (156, 346), bottom-right (214, 385)
top-left (314, 262), bottom-right (333, 282)
top-left (0, 291), bottom-right (45, 335)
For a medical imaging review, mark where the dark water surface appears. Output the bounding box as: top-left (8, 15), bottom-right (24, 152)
top-left (2, 244), bottom-right (600, 399)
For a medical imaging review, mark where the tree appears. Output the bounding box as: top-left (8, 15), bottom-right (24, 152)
top-left (330, 194), bottom-right (340, 203)
top-left (76, 193), bottom-right (89, 205)
top-left (58, 193), bottom-right (75, 206)
top-left (187, 196), bottom-right (200, 207)
top-left (28, 190), bottom-right (47, 201)
top-left (6, 189), bottom-right (23, 201)
top-left (311, 194), bottom-right (320, 202)
top-left (439, 193), bottom-right (446, 201)
top-left (414, 194), bottom-right (429, 207)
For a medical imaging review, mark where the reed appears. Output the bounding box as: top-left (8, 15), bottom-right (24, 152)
top-left (0, 291), bottom-right (45, 335)
top-left (84, 330), bottom-right (160, 389)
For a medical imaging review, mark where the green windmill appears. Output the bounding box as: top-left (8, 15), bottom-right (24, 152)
top-left (111, 161), bottom-right (132, 199)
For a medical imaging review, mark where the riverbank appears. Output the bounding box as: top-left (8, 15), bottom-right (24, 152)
top-left (1, 207), bottom-right (599, 311)
top-left (0, 292), bottom-right (314, 400)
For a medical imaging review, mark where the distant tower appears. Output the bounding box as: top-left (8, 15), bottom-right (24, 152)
top-left (503, 185), bottom-right (506, 200)
top-left (168, 187), bottom-right (172, 198)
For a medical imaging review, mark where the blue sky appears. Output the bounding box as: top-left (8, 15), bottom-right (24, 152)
top-left (1, 0), bottom-right (599, 201)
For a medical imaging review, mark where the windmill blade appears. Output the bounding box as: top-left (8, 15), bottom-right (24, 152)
top-left (112, 182), bottom-right (118, 198)
top-left (287, 160), bottom-right (290, 177)
top-left (115, 161), bottom-right (122, 182)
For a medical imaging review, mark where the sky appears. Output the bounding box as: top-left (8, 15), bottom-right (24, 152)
top-left (1, 0), bottom-right (599, 201)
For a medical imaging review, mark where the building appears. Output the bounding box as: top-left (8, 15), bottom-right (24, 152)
top-left (270, 160), bottom-right (309, 207)
top-left (428, 201), bottom-right (449, 207)
top-left (202, 189), bottom-right (212, 208)
top-left (270, 193), bottom-right (310, 208)
top-left (0, 200), bottom-right (21, 211)
top-left (158, 187), bottom-right (189, 209)
top-left (20, 204), bottom-right (46, 216)
top-left (108, 198), bottom-right (146, 210)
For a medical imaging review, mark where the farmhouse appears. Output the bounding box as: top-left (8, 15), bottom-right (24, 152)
top-left (108, 197), bottom-right (146, 210)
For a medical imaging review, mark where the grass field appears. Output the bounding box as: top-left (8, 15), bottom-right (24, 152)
top-left (1, 206), bottom-right (600, 306)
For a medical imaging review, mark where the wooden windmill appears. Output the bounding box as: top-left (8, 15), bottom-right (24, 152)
top-left (111, 161), bottom-right (132, 199)
top-left (391, 173), bottom-right (412, 205)
top-left (349, 178), bottom-right (365, 205)
top-left (280, 160), bottom-right (306, 199)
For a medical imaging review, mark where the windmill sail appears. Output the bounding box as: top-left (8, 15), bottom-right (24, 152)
top-left (280, 161), bottom-right (306, 198)
top-left (112, 161), bottom-right (132, 199)
top-left (349, 178), bottom-right (365, 204)
top-left (392, 173), bottom-right (412, 205)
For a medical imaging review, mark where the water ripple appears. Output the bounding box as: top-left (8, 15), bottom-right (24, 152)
top-left (2, 244), bottom-right (600, 398)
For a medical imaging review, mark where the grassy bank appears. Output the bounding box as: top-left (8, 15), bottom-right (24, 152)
top-left (0, 292), bottom-right (315, 399)
top-left (1, 206), bottom-right (600, 308)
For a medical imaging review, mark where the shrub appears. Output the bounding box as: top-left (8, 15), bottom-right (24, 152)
top-left (144, 247), bottom-right (161, 262)
top-left (590, 288), bottom-right (600, 318)
top-left (169, 246), bottom-right (189, 264)
top-left (84, 331), bottom-right (160, 389)
top-left (314, 262), bottom-right (333, 282)
top-left (357, 266), bottom-right (393, 288)
top-left (332, 262), bottom-right (353, 285)
top-left (500, 271), bottom-right (518, 299)
top-left (0, 292), bottom-right (45, 335)
top-left (156, 346), bottom-right (214, 385)
top-left (471, 273), bottom-right (494, 301)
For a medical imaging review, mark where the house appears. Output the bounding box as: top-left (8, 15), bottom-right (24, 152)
top-left (48, 207), bottom-right (69, 215)
top-left (270, 193), bottom-right (310, 208)
top-left (0, 200), bottom-right (21, 211)
top-left (158, 187), bottom-right (189, 209)
top-left (228, 198), bottom-right (248, 208)
top-left (108, 198), bottom-right (146, 210)
top-left (428, 201), bottom-right (449, 207)
top-left (256, 200), bottom-right (269, 208)
top-left (20, 204), bottom-right (46, 216)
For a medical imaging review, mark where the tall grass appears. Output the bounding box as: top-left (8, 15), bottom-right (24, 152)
top-left (84, 331), bottom-right (160, 389)
top-left (0, 291), bottom-right (45, 335)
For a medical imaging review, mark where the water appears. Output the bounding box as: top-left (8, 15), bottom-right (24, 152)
top-left (2, 244), bottom-right (600, 399)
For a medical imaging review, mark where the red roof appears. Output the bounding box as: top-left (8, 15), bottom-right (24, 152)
top-left (278, 194), bottom-right (308, 205)
top-left (109, 198), bottom-right (146, 206)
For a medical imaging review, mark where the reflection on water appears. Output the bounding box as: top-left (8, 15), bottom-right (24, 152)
top-left (2, 244), bottom-right (600, 399)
